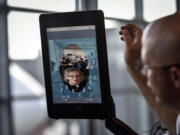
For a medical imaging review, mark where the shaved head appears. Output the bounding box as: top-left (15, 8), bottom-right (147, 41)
top-left (142, 12), bottom-right (180, 66)
top-left (140, 13), bottom-right (180, 109)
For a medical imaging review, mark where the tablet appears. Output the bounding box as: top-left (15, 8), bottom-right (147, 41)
top-left (40, 10), bottom-right (115, 119)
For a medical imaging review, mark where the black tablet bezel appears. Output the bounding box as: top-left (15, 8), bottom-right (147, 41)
top-left (39, 10), bottom-right (114, 119)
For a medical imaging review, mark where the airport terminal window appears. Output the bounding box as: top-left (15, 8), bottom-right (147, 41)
top-left (8, 11), bottom-right (41, 60)
top-left (7, 0), bottom-right (76, 12)
top-left (6, 1), bottom-right (81, 135)
top-left (98, 0), bottom-right (135, 20)
top-left (143, 0), bottom-right (176, 22)
top-left (1, 0), bottom-right (179, 135)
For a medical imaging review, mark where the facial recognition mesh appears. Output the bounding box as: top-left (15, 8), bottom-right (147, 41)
top-left (47, 26), bottom-right (101, 103)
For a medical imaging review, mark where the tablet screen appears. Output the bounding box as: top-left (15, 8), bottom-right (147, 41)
top-left (46, 25), bottom-right (102, 103)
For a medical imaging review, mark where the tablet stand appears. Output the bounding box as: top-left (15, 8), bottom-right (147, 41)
top-left (105, 97), bottom-right (138, 135)
top-left (105, 117), bottom-right (138, 135)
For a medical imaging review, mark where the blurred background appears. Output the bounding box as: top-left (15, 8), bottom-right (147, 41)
top-left (0, 0), bottom-right (178, 135)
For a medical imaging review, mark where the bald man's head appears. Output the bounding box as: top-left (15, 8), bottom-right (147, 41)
top-left (140, 13), bottom-right (180, 109)
top-left (142, 12), bottom-right (180, 66)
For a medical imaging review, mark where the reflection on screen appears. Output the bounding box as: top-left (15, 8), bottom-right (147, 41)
top-left (47, 25), bottom-right (101, 103)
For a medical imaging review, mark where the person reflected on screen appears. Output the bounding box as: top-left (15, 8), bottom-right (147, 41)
top-left (63, 68), bottom-right (86, 92)
top-left (119, 13), bottom-right (180, 134)
top-left (74, 58), bottom-right (87, 72)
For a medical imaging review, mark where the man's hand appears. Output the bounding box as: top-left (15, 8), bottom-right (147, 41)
top-left (119, 24), bottom-right (142, 68)
top-left (119, 23), bottom-right (178, 134)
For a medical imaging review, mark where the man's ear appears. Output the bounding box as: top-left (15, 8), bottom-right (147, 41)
top-left (170, 67), bottom-right (180, 88)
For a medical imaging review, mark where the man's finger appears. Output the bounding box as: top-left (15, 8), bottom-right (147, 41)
top-left (122, 29), bottom-right (132, 46)
top-left (120, 25), bottom-right (128, 30)
top-left (126, 23), bottom-right (141, 32)
top-left (119, 31), bottom-right (123, 35)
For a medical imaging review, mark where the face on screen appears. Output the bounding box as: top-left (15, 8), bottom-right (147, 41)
top-left (47, 25), bottom-right (102, 103)
top-left (64, 69), bottom-right (83, 86)
top-left (60, 44), bottom-right (89, 92)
